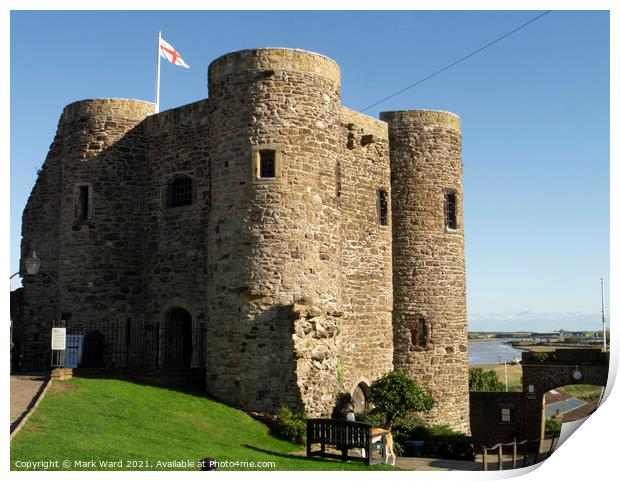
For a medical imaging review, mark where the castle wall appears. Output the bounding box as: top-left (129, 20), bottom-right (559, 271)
top-left (338, 108), bottom-right (394, 398)
top-left (18, 119), bottom-right (64, 369)
top-left (140, 100), bottom-right (211, 364)
top-left (206, 49), bottom-right (345, 415)
top-left (16, 49), bottom-right (469, 426)
top-left (382, 110), bottom-right (470, 433)
top-left (55, 100), bottom-right (154, 357)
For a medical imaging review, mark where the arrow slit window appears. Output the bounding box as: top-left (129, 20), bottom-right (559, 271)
top-left (378, 189), bottom-right (389, 226)
top-left (75, 184), bottom-right (92, 222)
top-left (444, 191), bottom-right (457, 230)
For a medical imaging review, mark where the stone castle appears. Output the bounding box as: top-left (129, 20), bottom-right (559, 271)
top-left (15, 48), bottom-right (469, 432)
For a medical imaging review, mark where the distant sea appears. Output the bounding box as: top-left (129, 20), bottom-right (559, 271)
top-left (468, 340), bottom-right (525, 365)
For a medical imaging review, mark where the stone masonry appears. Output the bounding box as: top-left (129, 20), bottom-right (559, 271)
top-left (382, 110), bottom-right (469, 432)
top-left (15, 48), bottom-right (469, 431)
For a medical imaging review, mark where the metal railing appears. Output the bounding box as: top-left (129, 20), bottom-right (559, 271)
top-left (57, 319), bottom-right (206, 370)
top-left (482, 432), bottom-right (560, 470)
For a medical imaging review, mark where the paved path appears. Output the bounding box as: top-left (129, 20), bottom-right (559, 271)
top-left (10, 373), bottom-right (49, 433)
top-left (398, 452), bottom-right (555, 471)
top-left (396, 456), bottom-right (481, 471)
top-left (294, 450), bottom-right (483, 471)
top-left (296, 450), bottom-right (550, 471)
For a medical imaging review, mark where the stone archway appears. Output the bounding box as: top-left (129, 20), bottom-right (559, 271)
top-left (522, 350), bottom-right (609, 394)
top-left (520, 349), bottom-right (609, 444)
top-left (470, 349), bottom-right (609, 450)
top-left (352, 381), bottom-right (369, 413)
top-left (162, 307), bottom-right (193, 369)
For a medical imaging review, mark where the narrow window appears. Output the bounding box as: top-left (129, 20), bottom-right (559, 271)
top-left (444, 192), bottom-right (457, 230)
top-left (378, 189), bottom-right (389, 226)
top-left (258, 149), bottom-right (276, 178)
top-left (418, 319), bottom-right (426, 346)
top-left (411, 319), bottom-right (428, 348)
top-left (76, 185), bottom-right (90, 221)
top-left (335, 161), bottom-right (342, 198)
top-left (167, 177), bottom-right (193, 208)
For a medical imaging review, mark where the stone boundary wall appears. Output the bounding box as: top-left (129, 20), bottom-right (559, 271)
top-left (469, 392), bottom-right (533, 449)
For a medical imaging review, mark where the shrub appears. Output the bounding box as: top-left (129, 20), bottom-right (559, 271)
top-left (356, 409), bottom-right (387, 427)
top-left (358, 410), bottom-right (428, 456)
top-left (409, 425), bottom-right (432, 442)
top-left (545, 417), bottom-right (562, 432)
top-left (409, 425), bottom-right (474, 460)
top-left (429, 434), bottom-right (475, 460)
top-left (274, 406), bottom-right (307, 445)
top-left (469, 368), bottom-right (505, 392)
top-left (366, 371), bottom-right (435, 429)
top-left (391, 412), bottom-right (427, 441)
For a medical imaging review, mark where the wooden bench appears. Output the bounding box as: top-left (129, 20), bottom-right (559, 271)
top-left (306, 419), bottom-right (388, 465)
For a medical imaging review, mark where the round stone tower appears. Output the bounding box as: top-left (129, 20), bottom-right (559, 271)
top-left (380, 110), bottom-right (470, 433)
top-left (56, 99), bottom-right (155, 329)
top-left (206, 49), bottom-right (344, 414)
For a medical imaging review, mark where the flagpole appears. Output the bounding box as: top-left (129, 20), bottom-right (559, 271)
top-left (155, 31), bottom-right (161, 113)
top-left (601, 278), bottom-right (607, 352)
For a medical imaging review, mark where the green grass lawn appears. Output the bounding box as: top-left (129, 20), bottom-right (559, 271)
top-left (11, 377), bottom-right (396, 471)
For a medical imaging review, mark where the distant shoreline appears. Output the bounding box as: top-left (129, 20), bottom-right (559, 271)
top-left (469, 338), bottom-right (604, 351)
top-left (468, 338), bottom-right (522, 343)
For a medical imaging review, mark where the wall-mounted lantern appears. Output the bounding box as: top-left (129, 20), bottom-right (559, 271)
top-left (24, 251), bottom-right (42, 276)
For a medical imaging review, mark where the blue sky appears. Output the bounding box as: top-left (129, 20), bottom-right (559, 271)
top-left (9, 10), bottom-right (610, 332)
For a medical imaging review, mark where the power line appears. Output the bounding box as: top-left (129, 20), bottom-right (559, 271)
top-left (359, 10), bottom-right (552, 113)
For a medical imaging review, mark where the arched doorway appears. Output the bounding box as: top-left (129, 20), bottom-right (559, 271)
top-left (352, 382), bottom-right (369, 413)
top-left (163, 307), bottom-right (193, 368)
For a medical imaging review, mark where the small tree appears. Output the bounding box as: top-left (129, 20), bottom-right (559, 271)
top-left (366, 371), bottom-right (435, 430)
top-left (469, 368), bottom-right (505, 392)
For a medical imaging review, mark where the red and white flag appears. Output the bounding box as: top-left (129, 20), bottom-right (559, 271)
top-left (159, 36), bottom-right (190, 68)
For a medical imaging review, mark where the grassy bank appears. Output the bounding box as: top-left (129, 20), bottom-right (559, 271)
top-left (470, 364), bottom-right (522, 391)
top-left (11, 378), bottom-right (395, 471)
top-left (511, 344), bottom-right (604, 352)
top-left (561, 384), bottom-right (604, 402)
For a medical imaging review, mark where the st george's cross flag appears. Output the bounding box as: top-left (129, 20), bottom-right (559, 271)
top-left (159, 36), bottom-right (190, 68)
